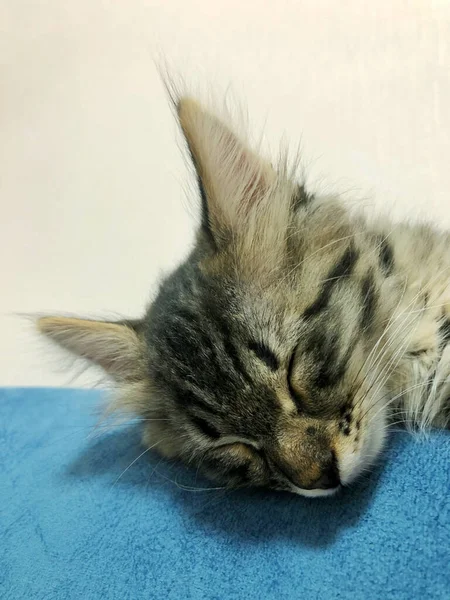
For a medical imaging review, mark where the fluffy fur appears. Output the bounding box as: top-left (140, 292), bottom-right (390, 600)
top-left (37, 91), bottom-right (450, 497)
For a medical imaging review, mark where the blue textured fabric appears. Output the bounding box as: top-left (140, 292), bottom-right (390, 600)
top-left (1, 388), bottom-right (449, 600)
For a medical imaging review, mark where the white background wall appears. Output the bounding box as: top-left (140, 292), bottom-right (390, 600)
top-left (2, 0), bottom-right (449, 387)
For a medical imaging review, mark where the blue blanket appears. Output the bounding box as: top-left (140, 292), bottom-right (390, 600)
top-left (1, 388), bottom-right (449, 600)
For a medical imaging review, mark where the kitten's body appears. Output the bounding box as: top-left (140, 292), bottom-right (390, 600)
top-left (373, 221), bottom-right (450, 429)
top-left (38, 93), bottom-right (450, 497)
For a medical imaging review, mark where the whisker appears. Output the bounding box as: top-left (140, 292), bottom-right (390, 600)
top-left (352, 260), bottom-right (450, 411)
top-left (363, 378), bottom-right (442, 430)
top-left (353, 321), bottom-right (419, 422)
top-left (112, 438), bottom-right (167, 486)
top-left (154, 469), bottom-right (227, 492)
top-left (350, 278), bottom-right (410, 401)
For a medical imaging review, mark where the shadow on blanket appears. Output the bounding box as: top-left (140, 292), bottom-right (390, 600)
top-left (65, 423), bottom-right (386, 549)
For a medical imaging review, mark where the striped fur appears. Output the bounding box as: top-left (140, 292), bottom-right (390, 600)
top-left (38, 94), bottom-right (450, 497)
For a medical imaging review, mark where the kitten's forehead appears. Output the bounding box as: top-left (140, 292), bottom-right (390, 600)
top-left (146, 262), bottom-right (283, 435)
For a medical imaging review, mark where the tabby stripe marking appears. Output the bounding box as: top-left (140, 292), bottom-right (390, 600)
top-left (360, 270), bottom-right (378, 330)
top-left (378, 237), bottom-right (395, 276)
top-left (303, 245), bottom-right (359, 318)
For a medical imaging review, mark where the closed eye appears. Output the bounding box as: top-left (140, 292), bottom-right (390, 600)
top-left (287, 348), bottom-right (305, 411)
top-left (190, 414), bottom-right (261, 449)
top-left (213, 436), bottom-right (261, 450)
top-left (190, 415), bottom-right (222, 439)
top-left (248, 340), bottom-right (279, 371)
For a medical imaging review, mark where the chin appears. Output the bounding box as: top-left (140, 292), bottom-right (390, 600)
top-left (289, 485), bottom-right (341, 498)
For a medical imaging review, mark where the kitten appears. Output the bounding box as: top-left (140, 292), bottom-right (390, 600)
top-left (38, 94), bottom-right (450, 497)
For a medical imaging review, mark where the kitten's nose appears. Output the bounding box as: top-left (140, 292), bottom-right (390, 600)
top-left (311, 460), bottom-right (341, 490)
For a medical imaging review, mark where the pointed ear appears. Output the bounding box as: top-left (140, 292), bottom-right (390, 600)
top-left (177, 97), bottom-right (276, 246)
top-left (37, 316), bottom-right (146, 381)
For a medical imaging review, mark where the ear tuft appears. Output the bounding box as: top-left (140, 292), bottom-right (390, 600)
top-left (37, 316), bottom-right (146, 381)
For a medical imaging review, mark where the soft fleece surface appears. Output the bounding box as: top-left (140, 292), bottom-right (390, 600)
top-left (1, 388), bottom-right (449, 600)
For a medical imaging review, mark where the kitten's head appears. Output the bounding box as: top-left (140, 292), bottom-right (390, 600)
top-left (39, 97), bottom-right (393, 497)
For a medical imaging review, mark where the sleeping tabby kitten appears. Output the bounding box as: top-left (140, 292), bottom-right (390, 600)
top-left (38, 94), bottom-right (450, 497)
